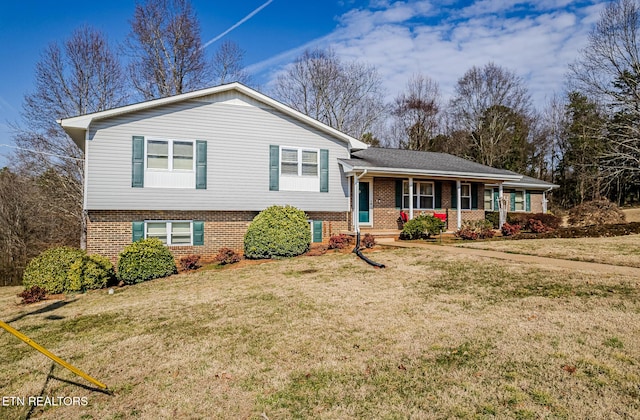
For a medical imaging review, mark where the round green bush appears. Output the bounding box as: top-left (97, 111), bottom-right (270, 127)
top-left (117, 238), bottom-right (177, 284)
top-left (23, 247), bottom-right (87, 294)
top-left (400, 214), bottom-right (446, 240)
top-left (244, 205), bottom-right (311, 259)
top-left (68, 254), bottom-right (116, 291)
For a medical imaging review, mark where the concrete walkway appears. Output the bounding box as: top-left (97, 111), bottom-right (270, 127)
top-left (380, 240), bottom-right (640, 277)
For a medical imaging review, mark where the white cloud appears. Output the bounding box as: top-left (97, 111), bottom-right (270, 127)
top-left (250, 0), bottom-right (607, 110)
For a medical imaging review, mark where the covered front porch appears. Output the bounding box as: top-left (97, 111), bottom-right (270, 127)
top-left (348, 175), bottom-right (502, 232)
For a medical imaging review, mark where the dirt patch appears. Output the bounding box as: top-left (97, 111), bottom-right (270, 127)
top-left (623, 207), bottom-right (640, 223)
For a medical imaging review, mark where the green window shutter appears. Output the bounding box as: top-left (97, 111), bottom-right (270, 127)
top-left (510, 192), bottom-right (516, 212)
top-left (192, 221), bottom-right (204, 246)
top-left (195, 140), bottom-right (207, 189)
top-left (471, 183), bottom-right (478, 209)
top-left (395, 180), bottom-right (403, 209)
top-left (132, 136), bottom-right (144, 188)
top-left (132, 221), bottom-right (144, 242)
top-left (312, 220), bottom-right (323, 243)
top-left (526, 191), bottom-right (531, 212)
top-left (269, 145), bottom-right (279, 191)
top-left (320, 149), bottom-right (329, 192)
top-left (451, 181), bottom-right (457, 208)
top-left (435, 181), bottom-right (442, 209)
top-left (493, 188), bottom-right (499, 211)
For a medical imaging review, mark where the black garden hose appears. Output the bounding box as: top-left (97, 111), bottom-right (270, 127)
top-left (352, 232), bottom-right (386, 268)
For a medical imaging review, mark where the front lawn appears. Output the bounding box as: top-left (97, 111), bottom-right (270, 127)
top-left (1, 248), bottom-right (639, 418)
top-left (456, 234), bottom-right (640, 268)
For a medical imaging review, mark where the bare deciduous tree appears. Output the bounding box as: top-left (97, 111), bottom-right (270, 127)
top-left (125, 0), bottom-right (208, 99)
top-left (273, 48), bottom-right (386, 140)
top-left (391, 74), bottom-right (441, 151)
top-left (569, 0), bottom-right (640, 199)
top-left (13, 26), bottom-right (127, 249)
top-left (211, 40), bottom-right (250, 85)
top-left (449, 62), bottom-right (533, 170)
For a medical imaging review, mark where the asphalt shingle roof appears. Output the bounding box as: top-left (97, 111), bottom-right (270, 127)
top-left (341, 148), bottom-right (517, 177)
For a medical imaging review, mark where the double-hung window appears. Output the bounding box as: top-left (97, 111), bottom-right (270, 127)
top-left (146, 139), bottom-right (194, 171)
top-left (461, 183), bottom-right (472, 210)
top-left (513, 190), bottom-right (525, 211)
top-left (484, 188), bottom-right (493, 211)
top-left (403, 181), bottom-right (434, 209)
top-left (280, 148), bottom-right (318, 177)
top-left (146, 221), bottom-right (192, 245)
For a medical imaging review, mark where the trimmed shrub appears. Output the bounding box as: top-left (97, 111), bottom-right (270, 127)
top-left (68, 254), bottom-right (116, 291)
top-left (528, 213), bottom-right (561, 230)
top-left (18, 286), bottom-right (47, 304)
top-left (455, 220), bottom-right (495, 240)
top-left (328, 234), bottom-right (353, 250)
top-left (400, 214), bottom-right (446, 240)
top-left (568, 199), bottom-right (626, 227)
top-left (23, 247), bottom-right (87, 294)
top-left (179, 254), bottom-right (202, 271)
top-left (528, 218), bottom-right (547, 234)
top-left (362, 233), bottom-right (376, 248)
top-left (243, 205), bottom-right (311, 259)
top-left (214, 248), bottom-right (241, 265)
top-left (117, 238), bottom-right (177, 285)
top-left (501, 222), bottom-right (521, 237)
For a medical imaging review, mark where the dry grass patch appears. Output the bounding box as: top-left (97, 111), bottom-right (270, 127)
top-left (623, 207), bottom-right (640, 223)
top-left (1, 249), bottom-right (639, 419)
top-left (457, 234), bottom-right (640, 268)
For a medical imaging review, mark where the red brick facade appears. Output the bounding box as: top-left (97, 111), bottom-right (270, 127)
top-left (87, 210), bottom-right (348, 263)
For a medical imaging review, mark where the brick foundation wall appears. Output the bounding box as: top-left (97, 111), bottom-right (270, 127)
top-left (530, 192), bottom-right (544, 213)
top-left (88, 209), bottom-right (348, 263)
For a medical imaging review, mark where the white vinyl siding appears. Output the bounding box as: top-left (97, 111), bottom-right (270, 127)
top-left (146, 220), bottom-right (192, 245)
top-left (86, 91), bottom-right (350, 211)
top-left (279, 146), bottom-right (320, 192)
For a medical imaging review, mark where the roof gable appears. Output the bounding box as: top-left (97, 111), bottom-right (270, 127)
top-left (58, 82), bottom-right (368, 151)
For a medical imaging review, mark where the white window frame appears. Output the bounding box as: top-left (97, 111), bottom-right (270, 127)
top-left (484, 188), bottom-right (494, 211)
top-left (144, 220), bottom-right (193, 246)
top-left (513, 190), bottom-right (526, 212)
top-left (145, 138), bottom-right (195, 172)
top-left (460, 183), bottom-right (472, 210)
top-left (403, 180), bottom-right (434, 210)
top-left (279, 146), bottom-right (319, 178)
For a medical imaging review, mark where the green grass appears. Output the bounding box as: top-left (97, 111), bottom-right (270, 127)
top-left (1, 247), bottom-right (640, 419)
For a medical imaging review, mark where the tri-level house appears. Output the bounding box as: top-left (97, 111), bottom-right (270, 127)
top-left (58, 83), bottom-right (557, 262)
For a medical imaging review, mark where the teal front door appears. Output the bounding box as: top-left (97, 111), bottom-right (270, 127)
top-left (359, 182), bottom-right (370, 224)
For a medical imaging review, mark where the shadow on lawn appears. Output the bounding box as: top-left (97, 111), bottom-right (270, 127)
top-left (7, 298), bottom-right (77, 323)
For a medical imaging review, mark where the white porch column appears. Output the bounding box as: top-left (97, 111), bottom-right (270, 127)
top-left (353, 175), bottom-right (359, 233)
top-left (498, 183), bottom-right (505, 227)
top-left (456, 179), bottom-right (462, 229)
top-left (408, 177), bottom-right (414, 219)
top-left (542, 191), bottom-right (548, 214)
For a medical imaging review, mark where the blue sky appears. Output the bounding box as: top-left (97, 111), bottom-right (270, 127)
top-left (0, 0), bottom-right (606, 166)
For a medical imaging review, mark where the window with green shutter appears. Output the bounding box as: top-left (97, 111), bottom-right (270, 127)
top-left (195, 141), bottom-right (207, 189)
top-left (269, 145), bottom-right (279, 191)
top-left (320, 149), bottom-right (329, 192)
top-left (132, 136), bottom-right (144, 188)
